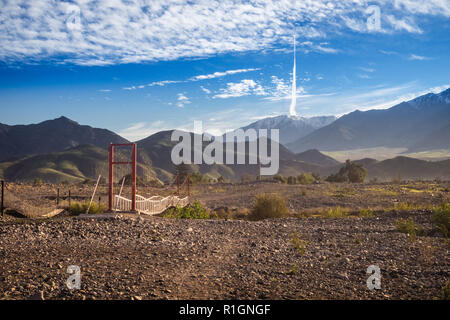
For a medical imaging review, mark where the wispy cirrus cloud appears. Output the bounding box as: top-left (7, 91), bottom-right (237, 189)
top-left (408, 54), bottom-right (432, 60)
top-left (122, 68), bottom-right (259, 91)
top-left (190, 68), bottom-right (260, 81)
top-left (1, 0), bottom-right (448, 66)
top-left (118, 121), bottom-right (169, 141)
top-left (200, 86), bottom-right (211, 94)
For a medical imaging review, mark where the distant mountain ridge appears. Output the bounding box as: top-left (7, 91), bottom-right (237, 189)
top-left (287, 88), bottom-right (450, 153)
top-left (240, 114), bottom-right (337, 145)
top-left (0, 116), bottom-right (129, 162)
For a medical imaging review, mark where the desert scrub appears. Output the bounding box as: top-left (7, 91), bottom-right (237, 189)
top-left (432, 203), bottom-right (450, 237)
top-left (290, 232), bottom-right (308, 255)
top-left (358, 208), bottom-right (373, 218)
top-left (33, 178), bottom-right (44, 186)
top-left (390, 202), bottom-right (423, 212)
top-left (249, 193), bottom-right (289, 220)
top-left (442, 281), bottom-right (450, 300)
top-left (321, 207), bottom-right (349, 218)
top-left (396, 218), bottom-right (421, 241)
top-left (287, 263), bottom-right (298, 275)
top-left (297, 173), bottom-right (316, 185)
top-left (163, 200), bottom-right (211, 219)
top-left (273, 174), bottom-right (287, 184)
top-left (68, 202), bottom-right (106, 215)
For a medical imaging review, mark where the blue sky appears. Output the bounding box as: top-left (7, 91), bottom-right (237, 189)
top-left (0, 0), bottom-right (449, 141)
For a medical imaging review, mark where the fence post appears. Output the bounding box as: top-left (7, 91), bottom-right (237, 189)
top-left (56, 188), bottom-right (60, 207)
top-left (68, 190), bottom-right (71, 207)
top-left (187, 175), bottom-right (190, 197)
top-left (1, 180), bottom-right (4, 216)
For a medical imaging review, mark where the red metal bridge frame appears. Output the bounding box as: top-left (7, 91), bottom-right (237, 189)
top-left (108, 143), bottom-right (137, 212)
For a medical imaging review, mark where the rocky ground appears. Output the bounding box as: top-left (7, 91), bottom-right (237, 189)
top-left (0, 210), bottom-right (448, 300)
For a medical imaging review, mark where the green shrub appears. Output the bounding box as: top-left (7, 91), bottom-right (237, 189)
top-left (442, 281), bottom-right (450, 300)
top-left (290, 232), bottom-right (308, 255)
top-left (82, 178), bottom-right (94, 185)
top-left (391, 202), bottom-right (422, 212)
top-left (68, 201), bottom-right (106, 215)
top-left (323, 207), bottom-right (348, 218)
top-left (359, 208), bottom-right (373, 218)
top-left (326, 160), bottom-right (367, 183)
top-left (297, 173), bottom-right (315, 185)
top-left (326, 173), bottom-right (347, 182)
top-left (249, 193), bottom-right (289, 220)
top-left (273, 174), bottom-right (287, 184)
top-left (396, 218), bottom-right (421, 241)
top-left (432, 203), bottom-right (450, 237)
top-left (33, 178), bottom-right (44, 186)
top-left (163, 200), bottom-right (210, 219)
top-left (287, 263), bottom-right (298, 275)
top-left (189, 172), bottom-right (208, 185)
top-left (287, 176), bottom-right (297, 184)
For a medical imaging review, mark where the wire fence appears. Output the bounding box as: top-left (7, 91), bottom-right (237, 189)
top-left (0, 181), bottom-right (106, 218)
top-left (0, 176), bottom-right (190, 218)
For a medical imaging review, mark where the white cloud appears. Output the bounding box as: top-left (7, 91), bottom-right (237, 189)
top-left (98, 89), bottom-right (111, 92)
top-left (190, 68), bottom-right (260, 81)
top-left (200, 86), bottom-right (211, 94)
top-left (122, 68), bottom-right (259, 91)
top-left (263, 76), bottom-right (308, 101)
top-left (118, 121), bottom-right (169, 141)
top-left (147, 80), bottom-right (182, 87)
top-left (213, 79), bottom-right (267, 99)
top-left (177, 93), bottom-right (190, 107)
top-left (359, 67), bottom-right (375, 73)
top-left (1, 0), bottom-right (447, 65)
top-left (408, 54), bottom-right (432, 60)
top-left (385, 15), bottom-right (423, 33)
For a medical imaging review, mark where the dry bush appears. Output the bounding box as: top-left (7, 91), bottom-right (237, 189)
top-left (68, 201), bottom-right (107, 215)
top-left (249, 193), bottom-right (289, 220)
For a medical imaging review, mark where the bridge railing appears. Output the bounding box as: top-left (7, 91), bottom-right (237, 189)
top-left (114, 194), bottom-right (189, 215)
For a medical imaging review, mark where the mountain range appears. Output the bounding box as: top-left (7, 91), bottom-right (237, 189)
top-left (0, 88), bottom-right (449, 183)
top-left (287, 88), bottom-right (450, 153)
top-left (0, 116), bottom-right (128, 162)
top-left (239, 115), bottom-right (337, 145)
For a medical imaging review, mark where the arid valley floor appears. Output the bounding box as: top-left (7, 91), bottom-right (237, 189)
top-left (1, 181), bottom-right (449, 300)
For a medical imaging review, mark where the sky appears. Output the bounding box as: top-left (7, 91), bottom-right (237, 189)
top-left (0, 0), bottom-right (449, 141)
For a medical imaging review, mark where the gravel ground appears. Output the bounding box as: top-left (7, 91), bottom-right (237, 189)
top-left (0, 211), bottom-right (448, 300)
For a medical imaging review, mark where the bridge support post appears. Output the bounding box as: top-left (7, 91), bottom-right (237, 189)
top-left (1, 180), bottom-right (4, 216)
top-left (187, 175), bottom-right (190, 197)
top-left (131, 143), bottom-right (136, 212)
top-left (108, 142), bottom-right (137, 212)
top-left (108, 144), bottom-right (114, 211)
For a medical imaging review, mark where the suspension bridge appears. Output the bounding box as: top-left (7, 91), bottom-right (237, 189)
top-left (114, 194), bottom-right (189, 215)
top-left (109, 142), bottom-right (190, 215)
